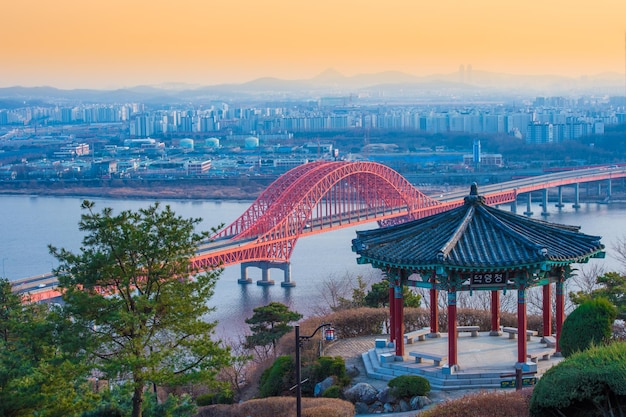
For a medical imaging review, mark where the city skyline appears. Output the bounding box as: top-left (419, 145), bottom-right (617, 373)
top-left (2, 0), bottom-right (625, 90)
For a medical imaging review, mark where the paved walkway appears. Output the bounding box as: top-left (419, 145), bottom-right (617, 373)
top-left (325, 335), bottom-right (389, 390)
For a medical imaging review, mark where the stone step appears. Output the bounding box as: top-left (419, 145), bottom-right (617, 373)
top-left (360, 352), bottom-right (393, 381)
top-left (359, 348), bottom-right (528, 391)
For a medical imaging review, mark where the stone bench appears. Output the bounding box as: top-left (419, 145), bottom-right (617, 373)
top-left (409, 351), bottom-right (448, 367)
top-left (527, 348), bottom-right (555, 363)
top-left (502, 327), bottom-right (538, 341)
top-left (457, 325), bottom-right (480, 337)
top-left (404, 328), bottom-right (430, 344)
top-left (542, 335), bottom-right (557, 348)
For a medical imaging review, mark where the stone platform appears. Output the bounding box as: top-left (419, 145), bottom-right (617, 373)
top-left (360, 331), bottom-right (563, 391)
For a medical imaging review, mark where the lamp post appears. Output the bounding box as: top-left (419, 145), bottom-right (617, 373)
top-left (295, 323), bottom-right (336, 417)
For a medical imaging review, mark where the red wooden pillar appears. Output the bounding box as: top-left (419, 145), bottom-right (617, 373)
top-left (430, 287), bottom-right (439, 336)
top-left (447, 288), bottom-right (458, 369)
top-left (555, 279), bottom-right (565, 354)
top-left (389, 286), bottom-right (395, 344)
top-left (394, 284), bottom-right (405, 357)
top-left (490, 290), bottom-right (501, 335)
top-left (517, 287), bottom-right (527, 365)
top-left (542, 283), bottom-right (552, 338)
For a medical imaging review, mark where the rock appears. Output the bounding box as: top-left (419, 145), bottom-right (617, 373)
top-left (398, 399), bottom-right (411, 412)
top-left (344, 382), bottom-right (379, 404)
top-left (411, 395), bottom-right (433, 410)
top-left (370, 401), bottom-right (383, 412)
top-left (376, 387), bottom-right (397, 404)
top-left (354, 402), bottom-right (370, 415)
top-left (346, 365), bottom-right (360, 378)
top-left (383, 402), bottom-right (395, 413)
top-left (314, 376), bottom-right (335, 397)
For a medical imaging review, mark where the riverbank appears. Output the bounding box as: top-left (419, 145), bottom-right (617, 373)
top-left (0, 176), bottom-right (622, 203)
top-left (0, 178), bottom-right (273, 200)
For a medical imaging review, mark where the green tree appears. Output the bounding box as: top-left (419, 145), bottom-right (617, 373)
top-left (335, 275), bottom-right (368, 310)
top-left (570, 272), bottom-right (626, 319)
top-left (403, 287), bottom-right (422, 308)
top-left (559, 297), bottom-right (617, 357)
top-left (245, 302), bottom-right (302, 357)
top-left (49, 201), bottom-right (231, 417)
top-left (364, 281), bottom-right (389, 307)
top-left (364, 281), bottom-right (421, 308)
top-left (0, 278), bottom-right (95, 417)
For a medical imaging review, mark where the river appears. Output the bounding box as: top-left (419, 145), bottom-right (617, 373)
top-left (1, 194), bottom-right (625, 337)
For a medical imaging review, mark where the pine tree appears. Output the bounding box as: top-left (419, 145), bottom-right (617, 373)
top-left (50, 201), bottom-right (231, 417)
top-left (245, 302), bottom-right (302, 357)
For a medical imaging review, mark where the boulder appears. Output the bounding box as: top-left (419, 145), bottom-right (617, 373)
top-left (343, 382), bottom-right (379, 404)
top-left (398, 399), bottom-right (411, 412)
top-left (376, 387), bottom-right (397, 404)
top-left (411, 395), bottom-right (433, 410)
top-left (354, 402), bottom-right (370, 415)
top-left (314, 376), bottom-right (335, 397)
top-left (346, 364), bottom-right (360, 378)
top-left (383, 402), bottom-right (395, 413)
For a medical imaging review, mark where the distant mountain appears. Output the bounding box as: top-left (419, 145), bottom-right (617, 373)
top-left (0, 69), bottom-right (624, 104)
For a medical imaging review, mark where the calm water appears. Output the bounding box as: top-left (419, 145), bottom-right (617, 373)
top-left (1, 194), bottom-right (625, 337)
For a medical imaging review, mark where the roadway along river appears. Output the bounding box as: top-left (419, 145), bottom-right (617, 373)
top-left (1, 194), bottom-right (625, 337)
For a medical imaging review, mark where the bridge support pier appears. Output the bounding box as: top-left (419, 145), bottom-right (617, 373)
top-left (523, 193), bottom-right (533, 216)
top-left (238, 263), bottom-right (253, 284)
top-left (280, 263), bottom-right (294, 287)
top-left (510, 200), bottom-right (517, 213)
top-left (541, 188), bottom-right (549, 217)
top-left (607, 179), bottom-right (612, 202)
top-left (555, 186), bottom-right (564, 208)
top-left (240, 261), bottom-right (293, 286)
top-left (573, 183), bottom-right (581, 209)
top-left (258, 265), bottom-right (275, 286)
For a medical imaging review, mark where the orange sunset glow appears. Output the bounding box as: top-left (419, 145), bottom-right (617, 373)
top-left (1, 0), bottom-right (625, 89)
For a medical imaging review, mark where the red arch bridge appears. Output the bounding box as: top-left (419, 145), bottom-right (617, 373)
top-left (13, 161), bottom-right (626, 301)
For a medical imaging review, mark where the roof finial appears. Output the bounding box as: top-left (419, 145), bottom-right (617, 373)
top-left (464, 182), bottom-right (485, 205)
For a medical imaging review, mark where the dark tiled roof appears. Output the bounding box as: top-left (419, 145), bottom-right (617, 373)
top-left (352, 186), bottom-right (604, 273)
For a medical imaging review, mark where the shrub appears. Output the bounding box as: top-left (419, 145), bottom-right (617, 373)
top-left (274, 309), bottom-right (388, 362)
top-left (387, 375), bottom-right (431, 398)
top-left (196, 388), bottom-right (234, 406)
top-left (195, 394), bottom-right (213, 407)
top-left (405, 308), bottom-right (545, 334)
top-left (529, 342), bottom-right (626, 417)
top-left (321, 385), bottom-right (341, 398)
top-left (421, 389), bottom-right (532, 417)
top-left (258, 355), bottom-right (295, 398)
top-left (196, 397), bottom-right (354, 417)
top-left (142, 393), bottom-right (196, 417)
top-left (301, 356), bottom-right (350, 397)
top-left (404, 307), bottom-right (432, 330)
top-left (273, 307), bottom-right (547, 360)
top-left (310, 356), bottom-right (348, 386)
top-left (325, 307), bottom-right (388, 338)
top-left (559, 297), bottom-right (617, 357)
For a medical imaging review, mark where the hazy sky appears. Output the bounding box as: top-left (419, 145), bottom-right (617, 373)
top-left (2, 0), bottom-right (625, 89)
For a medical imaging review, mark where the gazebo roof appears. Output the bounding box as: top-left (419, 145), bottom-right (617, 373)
top-left (352, 184), bottom-right (605, 273)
